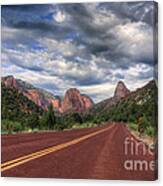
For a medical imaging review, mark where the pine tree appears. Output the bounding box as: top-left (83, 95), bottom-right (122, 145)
top-left (28, 113), bottom-right (39, 130)
top-left (46, 104), bottom-right (56, 130)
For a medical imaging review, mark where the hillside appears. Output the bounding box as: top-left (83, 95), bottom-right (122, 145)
top-left (1, 76), bottom-right (158, 136)
top-left (2, 76), bottom-right (62, 111)
top-left (2, 84), bottom-right (43, 118)
top-left (90, 81), bottom-right (130, 115)
top-left (85, 80), bottom-right (158, 136)
top-left (1, 83), bottom-right (44, 133)
top-left (2, 76), bottom-right (93, 113)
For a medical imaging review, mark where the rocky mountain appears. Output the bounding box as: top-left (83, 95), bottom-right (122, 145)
top-left (1, 83), bottom-right (43, 121)
top-left (2, 75), bottom-right (157, 119)
top-left (62, 88), bottom-right (94, 113)
top-left (114, 81), bottom-right (130, 98)
top-left (1, 75), bottom-right (157, 135)
top-left (2, 76), bottom-right (93, 113)
top-left (88, 80), bottom-right (157, 127)
top-left (90, 81), bottom-right (130, 114)
top-left (2, 76), bottom-right (61, 111)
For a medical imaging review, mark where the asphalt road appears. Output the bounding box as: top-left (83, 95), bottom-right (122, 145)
top-left (1, 123), bottom-right (157, 180)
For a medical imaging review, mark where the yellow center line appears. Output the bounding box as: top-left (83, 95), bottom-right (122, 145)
top-left (1, 124), bottom-right (115, 172)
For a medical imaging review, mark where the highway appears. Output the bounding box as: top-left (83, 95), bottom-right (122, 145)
top-left (1, 123), bottom-right (157, 180)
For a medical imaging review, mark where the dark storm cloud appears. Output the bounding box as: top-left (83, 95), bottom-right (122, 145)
top-left (58, 2), bottom-right (155, 67)
top-left (62, 73), bottom-right (103, 86)
top-left (1, 4), bottom-right (53, 27)
top-left (2, 2), bottom-right (155, 66)
top-left (98, 1), bottom-right (155, 26)
top-left (2, 4), bottom-right (76, 43)
top-left (1, 2), bottom-right (157, 102)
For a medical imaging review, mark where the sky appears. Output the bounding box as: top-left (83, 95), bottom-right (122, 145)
top-left (1, 2), bottom-right (157, 103)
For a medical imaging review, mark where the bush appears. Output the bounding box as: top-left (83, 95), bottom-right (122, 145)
top-left (128, 123), bottom-right (137, 131)
top-left (13, 122), bottom-right (23, 132)
top-left (1, 120), bottom-right (23, 134)
top-left (28, 113), bottom-right (39, 130)
top-left (145, 126), bottom-right (156, 137)
top-left (72, 122), bottom-right (97, 129)
top-left (40, 104), bottom-right (56, 130)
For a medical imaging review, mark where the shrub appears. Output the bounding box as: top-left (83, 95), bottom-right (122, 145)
top-left (128, 123), bottom-right (137, 131)
top-left (28, 113), bottom-right (39, 130)
top-left (145, 126), bottom-right (156, 137)
top-left (1, 120), bottom-right (23, 134)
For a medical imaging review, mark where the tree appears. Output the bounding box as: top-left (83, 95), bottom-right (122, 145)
top-left (41, 104), bottom-right (56, 130)
top-left (48, 104), bottom-right (56, 130)
top-left (39, 111), bottom-right (48, 130)
top-left (28, 113), bottom-right (39, 130)
top-left (137, 114), bottom-right (149, 136)
top-left (72, 113), bottom-right (83, 124)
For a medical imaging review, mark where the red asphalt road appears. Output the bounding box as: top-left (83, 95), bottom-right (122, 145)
top-left (1, 123), bottom-right (157, 180)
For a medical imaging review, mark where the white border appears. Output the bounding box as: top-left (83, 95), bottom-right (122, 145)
top-left (0, 0), bottom-right (162, 186)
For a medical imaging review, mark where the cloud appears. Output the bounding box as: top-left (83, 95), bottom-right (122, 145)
top-left (111, 22), bottom-right (153, 63)
top-left (53, 10), bottom-right (66, 23)
top-left (1, 2), bottom-right (157, 102)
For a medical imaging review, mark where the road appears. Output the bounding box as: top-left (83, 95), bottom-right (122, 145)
top-left (1, 123), bottom-right (157, 180)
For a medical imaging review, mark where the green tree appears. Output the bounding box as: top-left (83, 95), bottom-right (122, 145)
top-left (72, 113), bottom-right (83, 124)
top-left (137, 114), bottom-right (149, 136)
top-left (28, 113), bottom-right (39, 130)
top-left (39, 111), bottom-right (48, 130)
top-left (45, 104), bottom-right (56, 130)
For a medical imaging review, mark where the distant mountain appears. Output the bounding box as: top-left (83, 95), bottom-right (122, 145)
top-left (1, 75), bottom-right (157, 135)
top-left (1, 83), bottom-right (43, 121)
top-left (2, 76), bottom-right (62, 111)
top-left (2, 76), bottom-right (157, 120)
top-left (88, 80), bottom-right (157, 130)
top-left (62, 88), bottom-right (94, 113)
top-left (114, 81), bottom-right (130, 98)
top-left (17, 78), bottom-right (58, 99)
top-left (90, 81), bottom-right (130, 114)
top-left (1, 76), bottom-right (94, 113)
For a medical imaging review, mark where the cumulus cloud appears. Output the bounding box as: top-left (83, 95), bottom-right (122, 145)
top-left (1, 2), bottom-right (157, 102)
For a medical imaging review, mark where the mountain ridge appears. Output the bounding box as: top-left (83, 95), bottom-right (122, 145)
top-left (1, 76), bottom-right (157, 135)
top-left (2, 75), bottom-right (61, 111)
top-left (91, 80), bottom-right (156, 112)
top-left (62, 88), bottom-right (94, 113)
top-left (1, 76), bottom-right (94, 113)
top-left (2, 75), bottom-right (156, 116)
top-left (86, 79), bottom-right (157, 127)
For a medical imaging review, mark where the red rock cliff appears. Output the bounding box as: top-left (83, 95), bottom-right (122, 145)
top-left (114, 81), bottom-right (130, 98)
top-left (2, 76), bottom-right (61, 111)
top-left (61, 88), bottom-right (93, 113)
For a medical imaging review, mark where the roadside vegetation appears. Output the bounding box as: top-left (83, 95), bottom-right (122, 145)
top-left (1, 82), bottom-right (157, 138)
top-left (85, 82), bottom-right (157, 138)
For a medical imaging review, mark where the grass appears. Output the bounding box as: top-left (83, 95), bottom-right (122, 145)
top-left (128, 122), bottom-right (156, 138)
top-left (128, 122), bottom-right (137, 131)
top-left (72, 122), bottom-right (98, 129)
